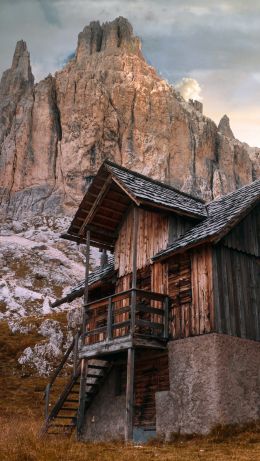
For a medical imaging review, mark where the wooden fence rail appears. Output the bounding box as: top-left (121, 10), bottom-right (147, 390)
top-left (83, 289), bottom-right (170, 344)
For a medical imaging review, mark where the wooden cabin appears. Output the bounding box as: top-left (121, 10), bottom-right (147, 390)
top-left (44, 160), bottom-right (260, 441)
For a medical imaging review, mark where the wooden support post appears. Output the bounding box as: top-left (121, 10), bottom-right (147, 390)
top-left (130, 206), bottom-right (139, 336)
top-left (73, 331), bottom-right (79, 377)
top-left (163, 296), bottom-right (169, 339)
top-left (107, 297), bottom-right (113, 341)
top-left (125, 347), bottom-right (135, 442)
top-left (125, 207), bottom-right (138, 441)
top-left (44, 383), bottom-right (50, 422)
top-left (77, 358), bottom-right (88, 437)
top-left (77, 231), bottom-right (90, 439)
top-left (83, 230), bottom-right (91, 326)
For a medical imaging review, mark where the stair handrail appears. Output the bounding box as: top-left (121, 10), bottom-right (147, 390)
top-left (44, 329), bottom-right (81, 421)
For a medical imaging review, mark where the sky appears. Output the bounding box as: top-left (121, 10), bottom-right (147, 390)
top-left (0, 0), bottom-right (260, 147)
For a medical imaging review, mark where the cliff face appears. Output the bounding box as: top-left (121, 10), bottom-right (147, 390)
top-left (0, 17), bottom-right (259, 220)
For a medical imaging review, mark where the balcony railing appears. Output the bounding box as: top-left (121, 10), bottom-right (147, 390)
top-left (83, 289), bottom-right (170, 345)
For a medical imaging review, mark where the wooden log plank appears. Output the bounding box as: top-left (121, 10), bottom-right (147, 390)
top-left (221, 247), bottom-right (232, 335)
top-left (212, 248), bottom-right (221, 333)
top-left (250, 258), bottom-right (260, 341)
top-left (125, 348), bottom-right (135, 441)
top-left (136, 304), bottom-right (164, 316)
top-left (191, 250), bottom-right (199, 335)
top-left (135, 319), bottom-right (164, 330)
top-left (225, 246), bottom-right (238, 336)
top-left (206, 246), bottom-right (214, 332)
top-left (234, 251), bottom-right (246, 338)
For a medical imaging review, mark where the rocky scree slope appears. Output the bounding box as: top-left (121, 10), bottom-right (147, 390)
top-left (0, 215), bottom-right (87, 376)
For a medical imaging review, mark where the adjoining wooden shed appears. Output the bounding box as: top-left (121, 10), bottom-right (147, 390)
top-left (44, 161), bottom-right (260, 441)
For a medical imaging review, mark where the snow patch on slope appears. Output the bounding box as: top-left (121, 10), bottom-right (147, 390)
top-left (0, 216), bottom-right (85, 321)
top-left (18, 319), bottom-right (70, 376)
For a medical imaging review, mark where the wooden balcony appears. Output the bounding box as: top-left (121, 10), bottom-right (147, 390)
top-left (80, 289), bottom-right (170, 358)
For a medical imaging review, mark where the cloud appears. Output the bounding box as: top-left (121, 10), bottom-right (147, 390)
top-left (37, 0), bottom-right (61, 26)
top-left (175, 77), bottom-right (202, 101)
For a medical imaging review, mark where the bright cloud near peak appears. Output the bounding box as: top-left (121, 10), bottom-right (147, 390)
top-left (175, 77), bottom-right (203, 102)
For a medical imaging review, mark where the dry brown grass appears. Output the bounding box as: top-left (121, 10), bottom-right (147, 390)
top-left (0, 416), bottom-right (259, 461)
top-left (0, 319), bottom-right (259, 460)
top-left (0, 314), bottom-right (69, 417)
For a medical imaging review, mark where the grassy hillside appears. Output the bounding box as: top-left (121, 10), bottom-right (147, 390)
top-left (0, 318), bottom-right (259, 460)
top-left (0, 313), bottom-right (69, 417)
top-left (0, 418), bottom-right (259, 461)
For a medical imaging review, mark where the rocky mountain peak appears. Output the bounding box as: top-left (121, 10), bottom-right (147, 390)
top-left (0, 39), bottom-right (34, 154)
top-left (218, 114), bottom-right (235, 139)
top-left (0, 17), bottom-right (258, 221)
top-left (76, 16), bottom-right (141, 62)
top-left (0, 39), bottom-right (34, 98)
top-left (11, 40), bottom-right (33, 80)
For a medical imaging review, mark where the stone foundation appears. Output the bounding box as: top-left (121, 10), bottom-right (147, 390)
top-left (82, 368), bottom-right (125, 441)
top-left (156, 334), bottom-right (260, 438)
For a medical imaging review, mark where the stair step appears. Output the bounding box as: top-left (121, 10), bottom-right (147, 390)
top-left (60, 407), bottom-right (78, 411)
top-left (88, 364), bottom-right (109, 369)
top-left (55, 415), bottom-right (76, 420)
top-left (65, 399), bottom-right (78, 403)
top-left (87, 373), bottom-right (103, 378)
top-left (48, 424), bottom-right (75, 428)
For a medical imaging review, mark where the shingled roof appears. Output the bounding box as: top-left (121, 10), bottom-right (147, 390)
top-left (153, 179), bottom-right (260, 261)
top-left (63, 160), bottom-right (207, 246)
top-left (105, 162), bottom-right (207, 218)
top-left (51, 260), bottom-right (115, 308)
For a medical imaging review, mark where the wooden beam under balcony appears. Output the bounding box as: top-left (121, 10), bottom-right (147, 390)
top-left (79, 335), bottom-right (167, 359)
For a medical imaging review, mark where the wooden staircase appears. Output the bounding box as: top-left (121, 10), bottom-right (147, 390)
top-left (42, 333), bottom-right (112, 436)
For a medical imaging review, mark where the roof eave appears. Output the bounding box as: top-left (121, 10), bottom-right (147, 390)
top-left (139, 199), bottom-right (207, 220)
top-left (152, 236), bottom-right (216, 262)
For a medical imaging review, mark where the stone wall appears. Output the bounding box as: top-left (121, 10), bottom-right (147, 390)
top-left (82, 368), bottom-right (125, 441)
top-left (156, 334), bottom-right (260, 437)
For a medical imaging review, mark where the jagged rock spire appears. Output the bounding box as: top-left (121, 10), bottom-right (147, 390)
top-left (0, 40), bottom-right (34, 98)
top-left (11, 40), bottom-right (34, 83)
top-left (218, 114), bottom-right (235, 139)
top-left (76, 16), bottom-right (141, 62)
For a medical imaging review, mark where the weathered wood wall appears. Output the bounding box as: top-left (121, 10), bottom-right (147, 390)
top-left (191, 246), bottom-right (214, 335)
top-left (222, 205), bottom-right (259, 257)
top-left (134, 352), bottom-right (169, 428)
top-left (115, 208), bottom-right (168, 277)
top-left (152, 246), bottom-right (214, 339)
top-left (116, 267), bottom-right (152, 293)
top-left (213, 245), bottom-right (259, 341)
top-left (167, 253), bottom-right (192, 339)
top-left (213, 206), bottom-right (259, 341)
top-left (168, 214), bottom-right (194, 244)
top-left (117, 351), bottom-right (169, 428)
top-left (151, 261), bottom-right (168, 294)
